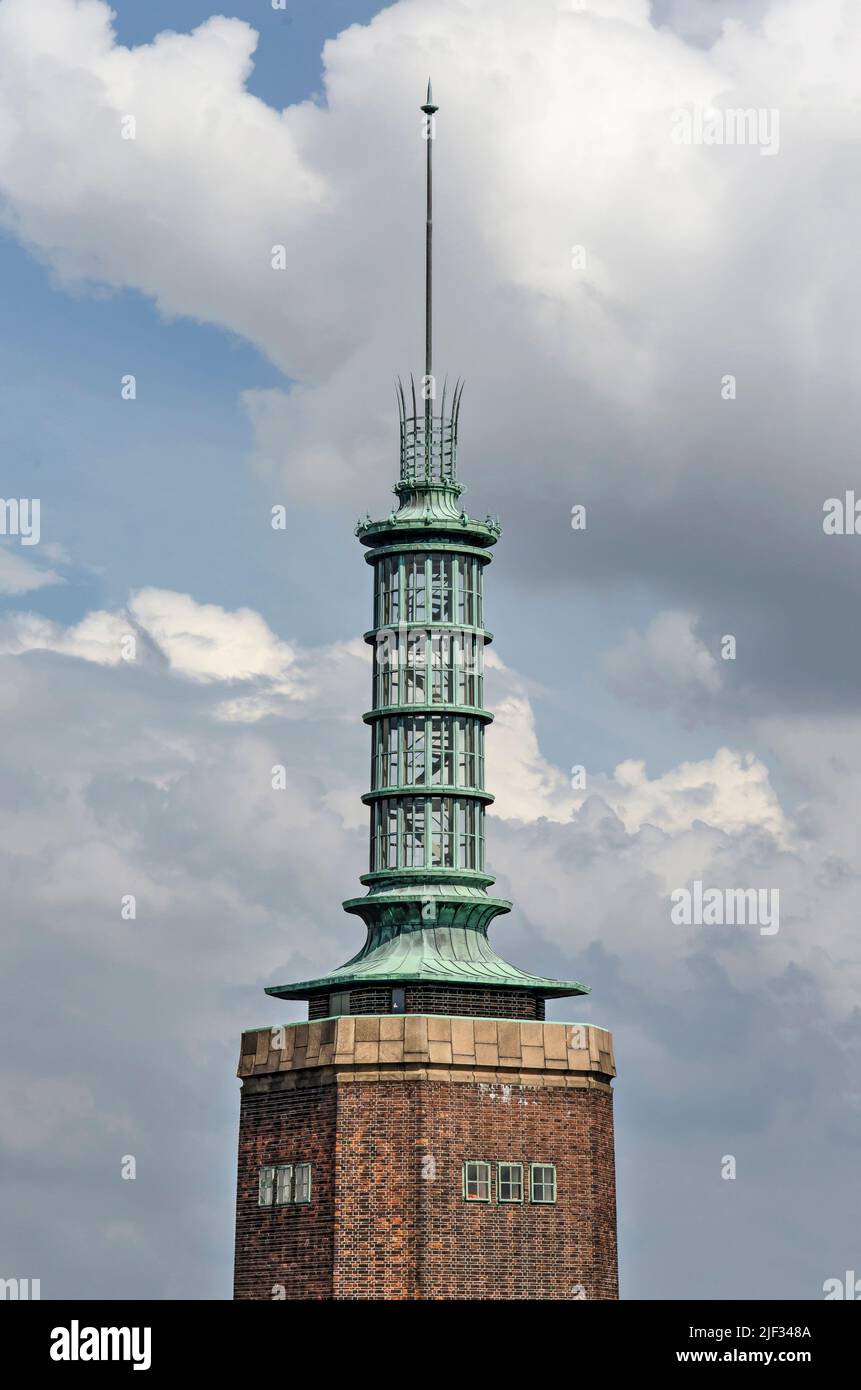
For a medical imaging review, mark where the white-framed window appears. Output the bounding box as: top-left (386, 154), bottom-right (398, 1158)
top-left (497, 1162), bottom-right (524, 1203)
top-left (463, 1160), bottom-right (491, 1202)
top-left (258, 1163), bottom-right (313, 1206)
top-left (530, 1163), bottom-right (557, 1204)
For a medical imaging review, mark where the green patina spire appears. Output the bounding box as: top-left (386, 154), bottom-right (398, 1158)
top-left (268, 86), bottom-right (587, 1006)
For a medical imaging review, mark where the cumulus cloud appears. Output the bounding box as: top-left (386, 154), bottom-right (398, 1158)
top-left (0, 0), bottom-right (856, 714)
top-left (0, 545), bottom-right (62, 595)
top-left (0, 586), bottom-right (857, 1297)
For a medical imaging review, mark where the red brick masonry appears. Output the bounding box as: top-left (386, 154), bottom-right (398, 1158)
top-left (234, 1017), bottom-right (618, 1301)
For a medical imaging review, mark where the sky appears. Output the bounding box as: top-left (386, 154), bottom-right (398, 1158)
top-left (0, 0), bottom-right (859, 1300)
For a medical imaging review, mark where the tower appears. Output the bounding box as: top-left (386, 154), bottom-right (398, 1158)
top-left (233, 85), bottom-right (618, 1302)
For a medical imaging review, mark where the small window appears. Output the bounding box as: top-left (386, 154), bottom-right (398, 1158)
top-left (497, 1162), bottom-right (523, 1203)
top-left (463, 1161), bottom-right (491, 1202)
top-left (391, 987), bottom-right (405, 1014)
top-left (329, 991), bottom-right (351, 1016)
top-left (293, 1163), bottom-right (312, 1204)
top-left (530, 1163), bottom-right (557, 1204)
top-left (258, 1165), bottom-right (275, 1207)
top-left (258, 1163), bottom-right (312, 1206)
top-left (275, 1164), bottom-right (293, 1205)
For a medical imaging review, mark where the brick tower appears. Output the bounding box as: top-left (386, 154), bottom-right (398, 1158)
top-left (233, 84), bottom-right (618, 1302)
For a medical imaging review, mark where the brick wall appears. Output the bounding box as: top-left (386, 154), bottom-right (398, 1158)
top-left (333, 1081), bottom-right (617, 1301)
top-left (233, 1080), bottom-right (336, 1300)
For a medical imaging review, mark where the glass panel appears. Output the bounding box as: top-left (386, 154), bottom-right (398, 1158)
top-left (404, 718), bottom-right (426, 784)
top-left (431, 631), bottom-right (455, 703)
top-left (405, 554), bottom-right (427, 622)
top-left (530, 1165), bottom-right (557, 1203)
top-left (430, 796), bottom-right (454, 867)
top-left (376, 556), bottom-right (401, 627)
top-left (430, 553), bottom-right (453, 621)
top-left (294, 1164), bottom-right (312, 1204)
top-left (464, 1161), bottom-right (490, 1201)
top-left (405, 632), bottom-right (427, 703)
top-left (498, 1163), bottom-right (523, 1202)
top-left (374, 632), bottom-right (398, 706)
top-left (457, 717), bottom-right (480, 787)
top-left (386, 720), bottom-right (399, 785)
top-left (387, 800), bottom-right (398, 868)
top-left (402, 797), bottom-right (425, 867)
top-left (275, 1164), bottom-right (293, 1205)
top-left (430, 717), bottom-right (454, 785)
top-left (258, 1166), bottom-right (275, 1206)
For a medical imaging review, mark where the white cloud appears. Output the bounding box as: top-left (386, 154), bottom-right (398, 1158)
top-left (128, 588), bottom-right (299, 684)
top-left (0, 545), bottom-right (62, 595)
top-left (487, 651), bottom-right (784, 841)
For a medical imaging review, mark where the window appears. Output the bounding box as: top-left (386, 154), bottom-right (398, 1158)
top-left (329, 991), bottom-right (351, 1016)
top-left (458, 799), bottom-right (482, 870)
top-left (497, 1163), bottom-right (524, 1203)
top-left (457, 717), bottom-right (481, 788)
top-left (430, 632), bottom-right (456, 703)
top-left (275, 1164), bottom-right (293, 1205)
top-left (373, 718), bottom-right (399, 789)
top-left (401, 797), bottom-right (426, 867)
top-left (258, 1165), bottom-right (275, 1206)
top-left (258, 1164), bottom-right (312, 1206)
top-left (293, 1163), bottom-right (312, 1205)
top-left (429, 716), bottom-right (454, 784)
top-left (456, 554), bottom-right (481, 626)
top-left (374, 631), bottom-right (398, 706)
top-left (430, 553), bottom-right (454, 621)
top-left (376, 556), bottom-right (401, 626)
top-left (430, 796), bottom-right (455, 868)
top-left (404, 554), bottom-right (426, 622)
top-left (404, 718), bottom-right (426, 784)
top-left (463, 1161), bottom-right (491, 1202)
top-left (391, 987), bottom-right (405, 1014)
top-left (403, 631), bottom-right (427, 703)
top-left (530, 1164), bottom-right (557, 1204)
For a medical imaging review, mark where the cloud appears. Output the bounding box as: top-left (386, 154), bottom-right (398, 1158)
top-left (604, 609), bottom-right (723, 718)
top-left (0, 586), bottom-right (857, 1296)
top-left (0, 545), bottom-right (62, 595)
top-left (0, 0), bottom-right (857, 714)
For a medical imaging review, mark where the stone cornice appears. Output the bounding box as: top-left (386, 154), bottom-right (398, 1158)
top-left (238, 1016), bottom-right (615, 1092)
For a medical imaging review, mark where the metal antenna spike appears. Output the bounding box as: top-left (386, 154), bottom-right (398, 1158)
top-left (440, 374), bottom-right (448, 419)
top-left (420, 79), bottom-right (439, 425)
top-left (409, 372), bottom-right (418, 419)
top-left (453, 379), bottom-right (465, 438)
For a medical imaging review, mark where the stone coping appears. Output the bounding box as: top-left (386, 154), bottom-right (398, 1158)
top-left (238, 1016), bottom-right (615, 1086)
